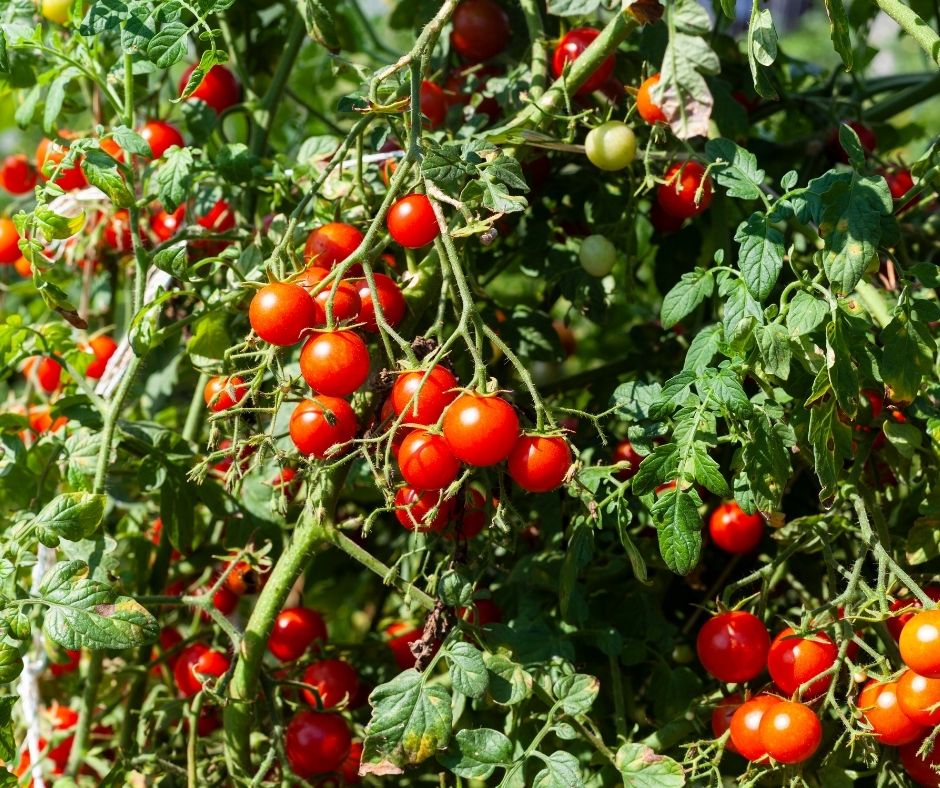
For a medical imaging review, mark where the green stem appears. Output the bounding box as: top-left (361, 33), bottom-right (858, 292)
top-left (184, 372), bottom-right (211, 443)
top-left (864, 73), bottom-right (940, 121)
top-left (65, 651), bottom-right (104, 775)
top-left (874, 0), bottom-right (940, 67)
top-left (92, 353), bottom-right (143, 493)
top-left (519, 0), bottom-right (548, 100)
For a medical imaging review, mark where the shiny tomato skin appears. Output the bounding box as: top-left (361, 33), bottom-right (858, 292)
top-left (887, 587), bottom-right (940, 641)
top-left (213, 584), bottom-right (238, 614)
top-left (708, 501), bottom-right (765, 554)
top-left (24, 356), bottom-right (63, 393)
top-left (179, 64), bottom-right (241, 114)
top-left (898, 669), bottom-right (940, 727)
top-left (451, 0), bottom-right (510, 62)
top-left (711, 693), bottom-right (742, 753)
top-left (758, 701), bottom-right (822, 764)
top-left (551, 28), bottom-right (614, 96)
top-left (858, 680), bottom-right (926, 746)
top-left (767, 626), bottom-right (837, 697)
top-left (104, 209), bottom-right (134, 253)
top-left (299, 331), bottom-right (370, 397)
top-left (151, 205), bottom-right (185, 241)
top-left (285, 710), bottom-right (352, 778)
top-left (636, 73), bottom-right (667, 124)
top-left (398, 429), bottom-right (461, 491)
top-left (391, 366), bottom-right (459, 425)
top-left (83, 335), bottom-right (118, 379)
top-left (303, 222), bottom-right (364, 268)
top-left (387, 194), bottom-right (440, 249)
top-left (394, 486), bottom-right (454, 532)
top-left (268, 607), bottom-right (327, 662)
top-left (657, 162), bottom-right (713, 219)
top-left (613, 439), bottom-right (642, 480)
top-left (36, 137), bottom-right (88, 191)
top-left (203, 375), bottom-right (248, 412)
top-left (507, 434), bottom-right (572, 492)
top-left (289, 397), bottom-right (357, 459)
top-left (419, 81), bottom-right (448, 129)
top-left (14, 256), bottom-right (31, 277)
top-left (298, 267), bottom-right (362, 325)
top-left (354, 273), bottom-right (406, 331)
top-left (140, 121), bottom-right (184, 159)
top-left (899, 738), bottom-right (940, 787)
top-left (174, 644), bottom-right (211, 697)
top-left (696, 610), bottom-right (770, 684)
top-left (0, 154), bottom-right (38, 194)
top-left (49, 648), bottom-right (80, 677)
top-left (901, 611), bottom-right (940, 678)
top-left (301, 659), bottom-right (360, 709)
top-left (249, 282), bottom-right (318, 346)
top-left (729, 694), bottom-right (781, 762)
top-left (0, 218), bottom-right (21, 264)
top-left (442, 393), bottom-right (519, 467)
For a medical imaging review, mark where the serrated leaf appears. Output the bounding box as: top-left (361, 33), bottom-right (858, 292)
top-left (31, 492), bottom-right (105, 546)
top-left (786, 291), bottom-right (827, 336)
top-left (110, 126), bottom-right (152, 157)
top-left (445, 642), bottom-right (488, 699)
top-left (532, 751), bottom-right (583, 788)
top-left (734, 213), bottom-right (783, 300)
top-left (546, 0), bottom-right (600, 14)
top-left (0, 696), bottom-right (16, 762)
top-left (808, 397), bottom-right (852, 500)
top-left (705, 370), bottom-right (752, 418)
top-left (0, 642), bottom-right (22, 685)
top-left (484, 653), bottom-right (532, 706)
top-left (691, 446), bottom-right (728, 495)
top-left (747, 2), bottom-right (778, 99)
top-left (303, 0), bottom-right (339, 49)
top-left (146, 19), bottom-right (190, 68)
top-left (611, 381), bottom-right (663, 422)
top-left (651, 488), bottom-right (702, 575)
top-left (824, 0), bottom-right (853, 70)
top-left (884, 420), bottom-right (922, 458)
top-left (881, 309), bottom-right (935, 404)
top-left (617, 743), bottom-right (686, 787)
top-left (661, 268), bottom-right (713, 329)
top-left (155, 147), bottom-right (193, 211)
top-left (825, 317), bottom-right (859, 418)
top-left (437, 728), bottom-right (511, 779)
top-left (553, 672), bottom-right (599, 716)
top-left (632, 444), bottom-right (679, 496)
top-left (82, 149), bottom-right (134, 207)
top-left (683, 325), bottom-right (722, 373)
top-left (705, 139), bottom-right (766, 201)
top-left (742, 412), bottom-right (792, 512)
top-left (758, 323), bottom-right (791, 379)
top-left (153, 242), bottom-right (188, 276)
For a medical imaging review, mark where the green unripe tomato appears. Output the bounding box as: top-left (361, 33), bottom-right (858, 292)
top-left (584, 121), bottom-right (637, 171)
top-left (579, 234), bottom-right (616, 277)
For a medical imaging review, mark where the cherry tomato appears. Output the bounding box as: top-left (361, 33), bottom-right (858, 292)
top-left (104, 209), bottom-right (134, 253)
top-left (203, 375), bottom-right (248, 412)
top-left (612, 440), bottom-right (642, 480)
top-left (302, 659), bottom-right (360, 709)
top-left (898, 669), bottom-right (940, 727)
top-left (0, 218), bottom-right (22, 264)
top-left (729, 694), bottom-right (781, 762)
top-left (767, 626), bottom-right (837, 698)
top-left (49, 648), bottom-right (80, 677)
top-left (507, 434), bottom-right (571, 492)
top-left (584, 121), bottom-right (636, 172)
top-left (901, 611), bottom-right (940, 678)
top-left (657, 161), bottom-right (713, 219)
top-left (460, 598), bottom-right (502, 626)
top-left (285, 710), bottom-right (352, 778)
top-left (39, 0), bottom-right (71, 24)
top-left (299, 331), bottom-right (370, 397)
top-left (341, 741), bottom-right (364, 785)
top-left (289, 397), bottom-right (357, 459)
top-left (249, 282), bottom-right (318, 346)
top-left (212, 584), bottom-right (238, 615)
top-left (82, 335), bottom-right (118, 380)
top-left (696, 610), bottom-right (770, 684)
top-left (303, 222), bottom-right (364, 269)
top-left (649, 201), bottom-right (685, 234)
top-left (268, 607), bottom-right (327, 662)
top-left (394, 486), bottom-right (455, 532)
top-left (24, 356), bottom-right (62, 393)
top-left (451, 0), bottom-right (510, 62)
top-left (858, 680), bottom-right (926, 745)
top-left (139, 121), bottom-right (184, 159)
top-left (354, 273), bottom-right (407, 332)
top-left (297, 267), bottom-right (362, 325)
top-left (179, 64), bottom-right (241, 114)
top-left (223, 560), bottom-right (262, 596)
top-left (387, 194), bottom-right (439, 249)
top-left (419, 81), bottom-right (448, 129)
top-left (174, 644), bottom-right (230, 697)
top-left (758, 701), bottom-right (822, 764)
top-left (14, 256), bottom-right (32, 277)
top-left (887, 587), bottom-right (940, 641)
top-left (711, 693), bottom-right (742, 753)
top-left (0, 154), bottom-right (38, 194)
top-left (391, 366), bottom-right (459, 425)
top-left (385, 621), bottom-right (422, 669)
top-left (885, 168), bottom-right (915, 200)
top-left (398, 429), bottom-right (461, 491)
top-left (36, 137), bottom-right (88, 191)
top-left (192, 198), bottom-right (236, 256)
top-left (578, 234), bottom-right (616, 277)
top-left (708, 501), bottom-right (764, 554)
top-left (551, 28), bottom-right (614, 96)
top-left (212, 438), bottom-right (254, 476)
top-left (636, 73), bottom-right (666, 124)
top-left (151, 205), bottom-right (185, 241)
top-left (899, 737), bottom-right (940, 787)
top-left (442, 393), bottom-right (519, 466)
top-left (826, 120), bottom-right (877, 164)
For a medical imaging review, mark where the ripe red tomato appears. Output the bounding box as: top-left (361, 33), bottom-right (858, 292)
top-left (285, 710), bottom-right (352, 778)
top-left (268, 607), bottom-right (327, 662)
top-left (0, 218), bottom-right (22, 264)
top-left (342, 740), bottom-right (364, 785)
top-left (104, 209), bottom-right (134, 253)
top-left (303, 222), bottom-right (364, 269)
top-left (179, 64), bottom-right (241, 114)
top-left (394, 486), bottom-right (455, 532)
top-left (442, 393), bottom-right (519, 466)
top-left (385, 621), bottom-right (422, 669)
top-left (708, 501), bottom-right (764, 554)
top-left (139, 120), bottom-right (184, 159)
top-left (298, 266), bottom-right (362, 325)
top-left (82, 335), bottom-right (118, 380)
top-left (203, 375), bottom-right (248, 412)
top-left (354, 273), bottom-right (406, 332)
top-left (858, 680), bottom-right (926, 745)
top-left (174, 644), bottom-right (230, 697)
top-left (451, 0), bottom-right (510, 62)
top-left (758, 701), bottom-right (822, 764)
top-left (49, 648), bottom-right (80, 677)
top-left (551, 28), bottom-right (614, 96)
top-left (729, 694), bottom-right (781, 762)
top-left (289, 397), bottom-right (357, 459)
top-left (657, 162), bottom-right (713, 219)
top-left (636, 73), bottom-right (666, 124)
top-left (299, 331), bottom-right (370, 397)
top-left (302, 659), bottom-right (361, 709)
top-left (901, 611), bottom-right (940, 678)
top-left (192, 198), bottom-right (236, 256)
top-left (0, 154), bottom-right (38, 194)
top-left (612, 440), bottom-right (642, 480)
top-left (888, 587), bottom-right (940, 641)
top-left (223, 560), bottom-right (261, 596)
top-left (36, 137), bottom-right (88, 191)
top-left (419, 81), bottom-right (448, 129)
top-left (14, 256), bottom-right (32, 277)
top-left (24, 356), bottom-right (63, 393)
top-left (391, 366), bottom-right (459, 425)
top-left (767, 626), bottom-right (837, 698)
top-left (387, 194), bottom-right (439, 249)
top-left (885, 168), bottom-right (915, 201)
top-left (898, 669), bottom-right (940, 727)
top-left (151, 205), bottom-right (185, 241)
top-left (249, 282), bottom-right (318, 346)
top-left (507, 434), bottom-right (572, 492)
top-left (459, 598), bottom-right (502, 626)
top-left (696, 610), bottom-right (770, 684)
top-left (212, 583), bottom-right (238, 615)
top-left (899, 738), bottom-right (940, 787)
top-left (398, 429), bottom-right (461, 491)
top-left (710, 693), bottom-right (742, 753)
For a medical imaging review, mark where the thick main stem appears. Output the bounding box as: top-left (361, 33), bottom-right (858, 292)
top-left (875, 0), bottom-right (940, 67)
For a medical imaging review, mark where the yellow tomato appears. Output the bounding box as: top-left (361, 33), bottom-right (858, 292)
top-left (38, 0), bottom-right (73, 25)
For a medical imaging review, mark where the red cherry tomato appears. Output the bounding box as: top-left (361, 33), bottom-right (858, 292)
top-left (303, 222), bottom-right (364, 269)
top-left (711, 693), bottom-right (742, 753)
top-left (696, 610), bottom-right (770, 684)
top-left (222, 560), bottom-right (262, 596)
top-left (249, 282), bottom-right (318, 346)
top-left (887, 587), bottom-right (940, 641)
top-left (442, 393), bottom-right (519, 467)
top-left (174, 644), bottom-right (230, 697)
top-left (82, 335), bottom-right (118, 380)
top-left (354, 273), bottom-right (407, 332)
top-left (551, 28), bottom-right (614, 96)
top-left (901, 611), bottom-right (940, 678)
top-left (298, 266), bottom-right (362, 325)
top-left (14, 256), bottom-right (32, 277)
top-left (657, 162), bottom-right (713, 219)
top-left (0, 218), bottom-right (22, 264)
top-left (385, 621), bottom-right (422, 669)
top-left (24, 356), bottom-right (63, 393)
top-left (139, 120), bottom-right (184, 159)
top-left (418, 81), bottom-right (448, 129)
top-left (398, 429), bottom-right (461, 491)
top-left (387, 194), bottom-right (440, 249)
top-left (898, 669), bottom-right (940, 727)
top-left (858, 680), bottom-right (926, 746)
top-left (0, 154), bottom-right (38, 194)
top-left (612, 439), bottom-right (642, 480)
top-left (301, 659), bottom-right (360, 709)
top-left (394, 486), bottom-right (455, 532)
top-left (459, 598), bottom-right (502, 626)
top-left (729, 694), bottom-right (781, 762)
top-left (203, 375), bottom-right (248, 412)
top-left (212, 583), bottom-right (238, 615)
top-left (899, 737), bottom-right (940, 787)
top-left (289, 397), bottom-right (357, 459)
top-left (767, 626), bottom-right (837, 698)
top-left (708, 501), bottom-right (764, 554)
top-left (299, 331), bottom-right (370, 397)
top-left (341, 740), bottom-right (364, 785)
top-left (636, 73), bottom-right (666, 124)
top-left (507, 434), bottom-right (572, 492)
top-left (268, 607), bottom-right (327, 662)
top-left (49, 649), bottom-right (80, 677)
top-left (391, 366), bottom-right (459, 426)
top-left (151, 205), bottom-right (185, 241)
top-left (451, 0), bottom-right (510, 62)
top-left (179, 64), bottom-right (241, 114)
top-left (885, 168), bottom-right (915, 200)
top-left (285, 710), bottom-right (352, 778)
top-left (36, 137), bottom-right (88, 191)
top-left (758, 701), bottom-right (822, 764)
top-left (104, 209), bottom-right (134, 253)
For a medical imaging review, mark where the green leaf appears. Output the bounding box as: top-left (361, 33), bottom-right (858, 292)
top-left (717, 273), bottom-right (764, 339)
top-left (906, 517), bottom-right (940, 566)
top-left (808, 398), bottom-right (852, 500)
top-left (747, 1), bottom-right (778, 99)
top-left (38, 561), bottom-right (158, 650)
top-left (146, 19), bottom-right (190, 68)
top-left (705, 139), bottom-right (766, 201)
top-left (661, 268), bottom-right (713, 329)
top-left (651, 488), bottom-right (702, 575)
top-left (0, 696), bottom-right (15, 763)
top-left (616, 743), bottom-right (686, 787)
top-left (0, 30), bottom-right (8, 74)
top-left (82, 149), bottom-right (134, 207)
top-left (438, 571), bottom-right (474, 607)
top-left (632, 444), bottom-right (679, 496)
top-left (691, 446), bottom-right (728, 496)
top-left (683, 325), bottom-right (722, 373)
top-left (742, 413), bottom-right (792, 512)
top-left (884, 419), bottom-right (922, 458)
top-left (153, 242), bottom-right (188, 277)
top-left (823, 0), bottom-right (853, 70)
top-left (216, 143), bottom-right (258, 184)
top-left (484, 652), bottom-right (532, 706)
top-left (445, 642), bottom-right (488, 699)
top-left (438, 728), bottom-right (512, 779)
top-left (532, 751), bottom-right (583, 788)
top-left (546, 0), bottom-right (600, 15)
top-left (30, 492), bottom-right (105, 547)
top-left (553, 673), bottom-right (600, 716)
top-left (155, 147), bottom-right (193, 212)
top-left (79, 0), bottom-right (124, 35)
top-left (303, 0), bottom-right (339, 49)
top-left (825, 317), bottom-right (859, 418)
top-left (786, 291), bottom-right (827, 337)
top-left (559, 522), bottom-right (593, 624)
top-left (33, 204), bottom-right (87, 241)
top-left (362, 670), bottom-right (452, 773)
top-left (44, 69), bottom-right (80, 134)
top-left (881, 309), bottom-right (935, 404)
top-left (110, 126), bottom-right (152, 157)
top-left (705, 369), bottom-right (752, 418)
top-left (758, 323), bottom-right (791, 379)
top-left (734, 213), bottom-right (783, 300)
top-left (611, 381), bottom-right (663, 422)
top-left (187, 311), bottom-right (231, 359)
top-left (0, 642), bottom-right (22, 684)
